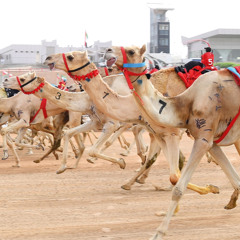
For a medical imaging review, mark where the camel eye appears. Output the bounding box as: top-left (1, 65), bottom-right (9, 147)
top-left (128, 50), bottom-right (135, 56)
top-left (20, 78), bottom-right (25, 82)
top-left (67, 55), bottom-right (74, 61)
top-left (108, 68), bottom-right (113, 72)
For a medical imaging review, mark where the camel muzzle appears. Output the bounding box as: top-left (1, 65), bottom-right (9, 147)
top-left (106, 57), bottom-right (117, 67)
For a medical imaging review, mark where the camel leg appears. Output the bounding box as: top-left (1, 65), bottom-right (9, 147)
top-left (101, 123), bottom-right (131, 152)
top-left (6, 135), bottom-right (20, 167)
top-left (150, 138), bottom-right (210, 240)
top-left (122, 132), bottom-right (160, 190)
top-left (120, 137), bottom-right (136, 156)
top-left (14, 128), bottom-right (44, 151)
top-left (233, 139), bottom-right (240, 156)
top-left (69, 138), bottom-right (78, 158)
top-left (118, 134), bottom-right (131, 149)
top-left (208, 144), bottom-right (240, 209)
top-left (34, 112), bottom-right (70, 163)
top-left (57, 120), bottom-right (97, 174)
top-left (71, 134), bottom-right (85, 168)
top-left (33, 136), bottom-right (61, 163)
top-left (87, 121), bottom-right (126, 169)
top-left (2, 132), bottom-right (9, 160)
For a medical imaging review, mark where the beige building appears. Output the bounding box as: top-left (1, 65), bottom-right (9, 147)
top-left (182, 29), bottom-right (240, 62)
top-left (0, 40), bottom-right (112, 67)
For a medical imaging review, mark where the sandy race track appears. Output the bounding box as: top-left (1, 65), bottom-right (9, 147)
top-left (0, 132), bottom-right (240, 240)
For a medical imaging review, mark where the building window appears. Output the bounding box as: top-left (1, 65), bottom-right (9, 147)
top-left (15, 51), bottom-right (18, 53)
top-left (159, 38), bottom-right (169, 46)
top-left (159, 24), bottom-right (169, 35)
top-left (26, 51), bottom-right (28, 53)
top-left (159, 24), bottom-right (169, 30)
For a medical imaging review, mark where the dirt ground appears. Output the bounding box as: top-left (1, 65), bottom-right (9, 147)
top-left (0, 131), bottom-right (240, 240)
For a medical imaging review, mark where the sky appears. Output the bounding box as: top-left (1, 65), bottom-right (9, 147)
top-left (1, 0), bottom-right (240, 58)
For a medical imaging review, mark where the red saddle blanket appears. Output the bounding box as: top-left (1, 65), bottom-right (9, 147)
top-left (175, 61), bottom-right (217, 88)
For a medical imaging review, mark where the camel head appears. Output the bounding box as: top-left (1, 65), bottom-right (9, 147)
top-left (44, 51), bottom-right (90, 74)
top-left (98, 65), bottom-right (122, 77)
top-left (3, 71), bottom-right (44, 94)
top-left (104, 45), bottom-right (146, 70)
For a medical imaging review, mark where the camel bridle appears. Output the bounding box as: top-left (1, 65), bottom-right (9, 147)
top-left (16, 76), bottom-right (45, 95)
top-left (118, 47), bottom-right (148, 105)
top-left (62, 53), bottom-right (99, 81)
top-left (16, 75), bottom-right (48, 122)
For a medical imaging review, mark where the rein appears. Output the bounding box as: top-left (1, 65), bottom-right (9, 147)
top-left (104, 67), bottom-right (109, 76)
top-left (119, 47), bottom-right (148, 105)
top-left (16, 76), bottom-right (45, 95)
top-left (62, 53), bottom-right (99, 81)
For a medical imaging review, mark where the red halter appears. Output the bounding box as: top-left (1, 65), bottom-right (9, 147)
top-left (16, 76), bottom-right (48, 122)
top-left (62, 53), bottom-right (99, 81)
top-left (16, 76), bottom-right (45, 95)
top-left (119, 47), bottom-right (148, 105)
top-left (104, 67), bottom-right (109, 76)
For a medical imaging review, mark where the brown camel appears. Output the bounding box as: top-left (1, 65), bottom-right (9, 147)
top-left (4, 54), bottom-right (219, 197)
top-left (104, 44), bottom-right (240, 239)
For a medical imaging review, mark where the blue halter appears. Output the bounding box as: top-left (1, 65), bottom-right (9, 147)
top-left (123, 62), bottom-right (146, 68)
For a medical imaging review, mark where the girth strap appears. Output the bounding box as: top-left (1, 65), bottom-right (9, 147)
top-left (30, 98), bottom-right (48, 123)
top-left (214, 106), bottom-right (240, 144)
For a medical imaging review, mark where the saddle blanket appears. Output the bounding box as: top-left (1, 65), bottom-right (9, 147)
top-left (175, 61), bottom-right (217, 88)
top-left (227, 66), bottom-right (240, 86)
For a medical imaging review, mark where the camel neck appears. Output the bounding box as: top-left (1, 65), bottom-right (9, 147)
top-left (0, 94), bottom-right (17, 113)
top-left (130, 74), bottom-right (190, 128)
top-left (77, 73), bottom-right (141, 122)
top-left (33, 82), bottom-right (92, 113)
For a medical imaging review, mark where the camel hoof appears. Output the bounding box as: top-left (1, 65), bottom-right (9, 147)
top-left (12, 165), bottom-right (20, 168)
top-left (87, 157), bottom-right (97, 164)
top-left (119, 158), bottom-right (126, 169)
top-left (36, 144), bottom-right (44, 151)
top-left (136, 178), bottom-right (146, 184)
top-left (152, 184), bottom-right (172, 191)
top-left (224, 203), bottom-right (237, 210)
top-left (207, 184), bottom-right (220, 194)
top-left (121, 184), bottom-right (131, 190)
top-left (2, 150), bottom-right (9, 160)
top-left (56, 167), bottom-right (67, 174)
top-left (155, 211), bottom-right (166, 217)
top-left (120, 151), bottom-right (128, 157)
top-left (33, 159), bottom-right (40, 163)
top-left (26, 150), bottom-right (34, 155)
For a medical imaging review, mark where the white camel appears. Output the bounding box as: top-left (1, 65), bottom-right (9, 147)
top-left (104, 44), bottom-right (240, 239)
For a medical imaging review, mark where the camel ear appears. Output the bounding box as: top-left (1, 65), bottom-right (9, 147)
top-left (29, 71), bottom-right (36, 78)
top-left (140, 45), bottom-right (146, 55)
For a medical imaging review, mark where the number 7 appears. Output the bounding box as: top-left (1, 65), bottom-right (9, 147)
top-left (159, 99), bottom-right (167, 114)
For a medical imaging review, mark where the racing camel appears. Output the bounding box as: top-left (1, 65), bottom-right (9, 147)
top-left (104, 44), bottom-right (240, 239)
top-left (0, 90), bottom-right (83, 167)
top-left (3, 72), bottom-right (146, 174)
top-left (4, 53), bottom-right (218, 196)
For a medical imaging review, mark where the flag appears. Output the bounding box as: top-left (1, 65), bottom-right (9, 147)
top-left (84, 30), bottom-right (88, 48)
